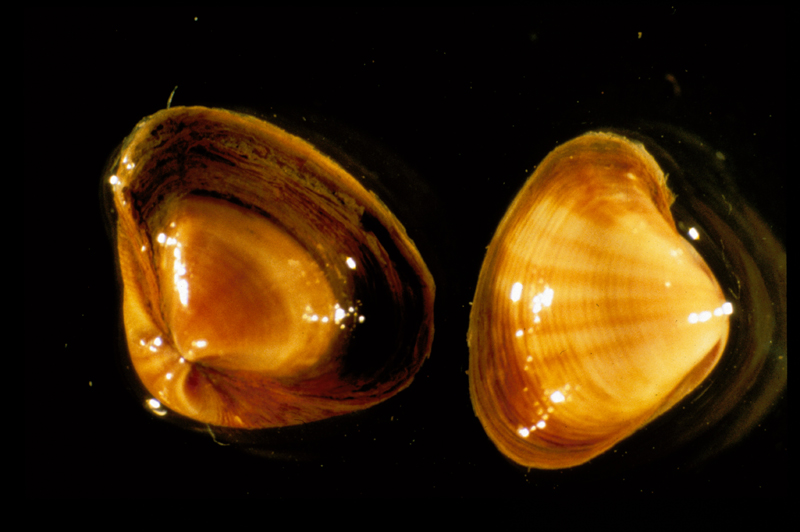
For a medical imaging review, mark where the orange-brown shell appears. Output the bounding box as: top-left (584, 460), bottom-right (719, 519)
top-left (468, 132), bottom-right (731, 469)
top-left (106, 106), bottom-right (434, 429)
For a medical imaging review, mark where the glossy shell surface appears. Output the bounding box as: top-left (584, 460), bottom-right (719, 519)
top-left (106, 106), bottom-right (434, 429)
top-left (468, 132), bottom-right (732, 469)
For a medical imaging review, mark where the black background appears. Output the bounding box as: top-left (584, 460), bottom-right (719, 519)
top-left (25, 7), bottom-right (786, 497)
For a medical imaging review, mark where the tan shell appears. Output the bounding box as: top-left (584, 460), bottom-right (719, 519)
top-left (106, 106), bottom-right (434, 429)
top-left (468, 132), bottom-right (731, 469)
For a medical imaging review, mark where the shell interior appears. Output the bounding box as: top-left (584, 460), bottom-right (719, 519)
top-left (107, 106), bottom-right (435, 429)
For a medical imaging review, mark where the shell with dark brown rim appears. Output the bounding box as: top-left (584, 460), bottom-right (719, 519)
top-left (105, 106), bottom-right (435, 429)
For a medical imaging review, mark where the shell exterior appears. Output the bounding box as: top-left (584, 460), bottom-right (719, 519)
top-left (468, 132), bottom-right (731, 469)
top-left (106, 106), bottom-right (434, 429)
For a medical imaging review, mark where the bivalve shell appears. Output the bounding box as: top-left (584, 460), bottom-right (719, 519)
top-left (468, 131), bottom-right (732, 469)
top-left (105, 106), bottom-right (435, 430)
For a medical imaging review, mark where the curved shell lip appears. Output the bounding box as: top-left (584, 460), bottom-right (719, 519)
top-left (105, 105), bottom-right (436, 433)
top-left (112, 339), bottom-right (429, 461)
top-left (127, 371), bottom-right (413, 455)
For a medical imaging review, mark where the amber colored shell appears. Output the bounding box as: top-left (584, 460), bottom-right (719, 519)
top-left (468, 132), bottom-right (731, 469)
top-left (106, 106), bottom-right (434, 429)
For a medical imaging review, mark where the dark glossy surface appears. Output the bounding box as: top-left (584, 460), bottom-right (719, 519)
top-left (25, 7), bottom-right (785, 496)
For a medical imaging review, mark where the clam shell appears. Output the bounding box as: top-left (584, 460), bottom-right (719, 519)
top-left (106, 106), bottom-right (434, 429)
top-left (468, 132), bottom-right (731, 469)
